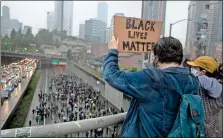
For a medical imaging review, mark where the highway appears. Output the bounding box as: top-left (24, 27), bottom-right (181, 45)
top-left (1, 61), bottom-right (37, 129)
top-left (23, 64), bottom-right (120, 137)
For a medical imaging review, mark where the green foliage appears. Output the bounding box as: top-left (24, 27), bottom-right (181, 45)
top-left (10, 29), bottom-right (16, 42)
top-left (2, 35), bottom-right (12, 51)
top-left (6, 70), bottom-right (41, 129)
top-left (35, 29), bottom-right (54, 47)
top-left (119, 65), bottom-right (139, 72)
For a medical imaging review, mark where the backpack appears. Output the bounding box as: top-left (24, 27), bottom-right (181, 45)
top-left (167, 74), bottom-right (206, 137)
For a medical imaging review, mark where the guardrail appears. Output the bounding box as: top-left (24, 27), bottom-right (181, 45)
top-left (1, 112), bottom-right (127, 138)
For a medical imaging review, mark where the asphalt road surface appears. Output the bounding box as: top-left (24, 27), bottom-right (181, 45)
top-left (1, 63), bottom-right (37, 129)
top-left (24, 65), bottom-right (121, 137)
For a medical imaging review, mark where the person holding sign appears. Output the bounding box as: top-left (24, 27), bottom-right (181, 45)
top-left (102, 36), bottom-right (205, 137)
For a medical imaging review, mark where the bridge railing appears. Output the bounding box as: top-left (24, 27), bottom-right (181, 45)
top-left (1, 112), bottom-right (126, 138)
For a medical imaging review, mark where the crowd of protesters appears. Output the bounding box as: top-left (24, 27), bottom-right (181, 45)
top-left (29, 73), bottom-right (123, 137)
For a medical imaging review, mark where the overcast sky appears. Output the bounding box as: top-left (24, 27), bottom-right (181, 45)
top-left (1, 1), bottom-right (190, 47)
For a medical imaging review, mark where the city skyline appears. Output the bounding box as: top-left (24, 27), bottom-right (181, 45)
top-left (1, 1), bottom-right (190, 47)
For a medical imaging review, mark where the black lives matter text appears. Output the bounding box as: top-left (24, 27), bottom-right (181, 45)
top-left (123, 18), bottom-right (156, 52)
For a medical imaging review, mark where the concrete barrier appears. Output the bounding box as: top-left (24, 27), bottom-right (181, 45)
top-left (67, 61), bottom-right (131, 111)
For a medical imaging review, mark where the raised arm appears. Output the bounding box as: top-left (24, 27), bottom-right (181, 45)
top-left (102, 38), bottom-right (154, 100)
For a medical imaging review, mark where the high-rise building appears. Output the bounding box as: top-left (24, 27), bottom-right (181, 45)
top-left (1, 6), bottom-right (10, 37)
top-left (97, 2), bottom-right (108, 25)
top-left (141, 1), bottom-right (167, 68)
top-left (23, 25), bottom-right (32, 34)
top-left (79, 24), bottom-right (85, 39)
top-left (207, 1), bottom-right (219, 56)
top-left (216, 0), bottom-right (222, 42)
top-left (10, 19), bottom-right (22, 32)
top-left (47, 11), bottom-right (54, 32)
top-left (1, 16), bottom-right (9, 37)
top-left (185, 1), bottom-right (220, 58)
top-left (84, 18), bottom-right (106, 43)
top-left (54, 1), bottom-right (73, 36)
top-left (105, 27), bottom-right (114, 43)
top-left (2, 6), bottom-right (10, 21)
top-left (110, 13), bottom-right (125, 27)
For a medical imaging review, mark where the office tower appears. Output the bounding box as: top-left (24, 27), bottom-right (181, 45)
top-left (207, 1), bottom-right (220, 56)
top-left (141, 1), bottom-right (167, 68)
top-left (110, 13), bottom-right (125, 27)
top-left (1, 6), bottom-right (10, 36)
top-left (23, 25), bottom-right (32, 34)
top-left (54, 1), bottom-right (73, 36)
top-left (10, 19), bottom-right (22, 32)
top-left (47, 11), bottom-right (54, 32)
top-left (97, 2), bottom-right (108, 25)
top-left (212, 0), bottom-right (222, 62)
top-left (84, 18), bottom-right (106, 43)
top-left (2, 6), bottom-right (10, 21)
top-left (105, 27), bottom-right (114, 43)
top-left (185, 1), bottom-right (220, 58)
top-left (79, 24), bottom-right (85, 39)
top-left (216, 0), bottom-right (222, 42)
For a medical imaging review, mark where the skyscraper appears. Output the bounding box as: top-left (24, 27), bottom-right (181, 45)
top-left (79, 24), bottom-right (85, 39)
top-left (105, 27), bottom-right (114, 43)
top-left (141, 1), bottom-right (167, 68)
top-left (141, 1), bottom-right (166, 36)
top-left (2, 6), bottom-right (10, 21)
top-left (1, 6), bottom-right (10, 36)
top-left (84, 19), bottom-right (106, 43)
top-left (23, 25), bottom-right (32, 34)
top-left (216, 0), bottom-right (222, 42)
top-left (206, 1), bottom-right (219, 56)
top-left (185, 1), bottom-right (220, 58)
top-left (10, 19), bottom-right (22, 32)
top-left (97, 2), bottom-right (108, 25)
top-left (47, 11), bottom-right (54, 32)
top-left (54, 1), bottom-right (73, 36)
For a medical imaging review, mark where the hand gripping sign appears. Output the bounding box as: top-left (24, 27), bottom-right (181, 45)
top-left (114, 16), bottom-right (163, 53)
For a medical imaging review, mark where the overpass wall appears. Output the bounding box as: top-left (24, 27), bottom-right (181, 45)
top-left (67, 61), bottom-right (130, 111)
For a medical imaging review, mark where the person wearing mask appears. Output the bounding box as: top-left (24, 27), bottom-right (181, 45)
top-left (102, 37), bottom-right (201, 137)
top-left (187, 56), bottom-right (222, 137)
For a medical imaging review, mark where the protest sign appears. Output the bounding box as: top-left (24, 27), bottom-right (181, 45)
top-left (114, 16), bottom-right (163, 53)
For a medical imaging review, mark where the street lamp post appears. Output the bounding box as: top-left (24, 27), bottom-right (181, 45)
top-left (169, 19), bottom-right (191, 37)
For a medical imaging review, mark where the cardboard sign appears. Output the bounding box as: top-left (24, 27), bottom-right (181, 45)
top-left (114, 16), bottom-right (163, 53)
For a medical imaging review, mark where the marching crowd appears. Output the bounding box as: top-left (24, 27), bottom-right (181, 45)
top-left (29, 73), bottom-right (121, 137)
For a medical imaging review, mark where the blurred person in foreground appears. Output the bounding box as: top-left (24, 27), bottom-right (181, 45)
top-left (102, 36), bottom-right (203, 137)
top-left (214, 63), bottom-right (223, 83)
top-left (187, 56), bottom-right (223, 137)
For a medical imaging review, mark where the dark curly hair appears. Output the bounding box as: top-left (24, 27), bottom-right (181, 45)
top-left (152, 37), bottom-right (183, 65)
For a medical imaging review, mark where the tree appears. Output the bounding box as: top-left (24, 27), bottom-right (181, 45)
top-left (18, 28), bottom-right (22, 36)
top-left (10, 29), bottom-right (16, 42)
top-left (2, 35), bottom-right (12, 50)
top-left (67, 49), bottom-right (73, 60)
top-left (34, 29), bottom-right (53, 46)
